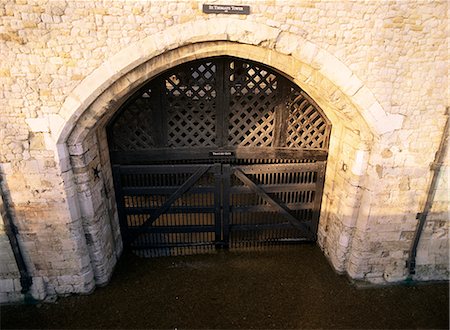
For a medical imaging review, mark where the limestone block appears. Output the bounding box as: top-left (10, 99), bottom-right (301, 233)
top-left (353, 86), bottom-right (377, 114)
top-left (105, 43), bottom-right (147, 77)
top-left (368, 103), bottom-right (404, 134)
top-left (48, 114), bottom-right (66, 142)
top-left (0, 163), bottom-right (13, 175)
top-left (23, 160), bottom-right (40, 173)
top-left (12, 278), bottom-right (21, 291)
top-left (67, 143), bottom-right (86, 156)
top-left (340, 74), bottom-right (364, 96)
top-left (30, 276), bottom-right (47, 300)
top-left (351, 150), bottom-right (369, 176)
top-left (139, 37), bottom-right (160, 59)
top-left (0, 278), bottom-right (14, 292)
top-left (59, 94), bottom-right (83, 123)
top-left (292, 40), bottom-right (318, 66)
top-left (338, 232), bottom-right (351, 248)
top-left (66, 193), bottom-right (81, 222)
top-left (73, 271), bottom-right (95, 294)
top-left (203, 20), bottom-right (228, 42)
top-left (78, 192), bottom-right (95, 217)
top-left (315, 49), bottom-right (353, 92)
top-left (25, 118), bottom-right (49, 133)
top-left (275, 31), bottom-right (301, 55)
top-left (226, 18), bottom-right (280, 45)
top-left (71, 65), bottom-right (117, 110)
top-left (383, 263), bottom-right (407, 283)
top-left (57, 156), bottom-right (72, 174)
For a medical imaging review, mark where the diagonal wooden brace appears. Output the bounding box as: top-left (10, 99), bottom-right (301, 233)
top-left (233, 168), bottom-right (310, 233)
top-left (140, 165), bottom-right (212, 228)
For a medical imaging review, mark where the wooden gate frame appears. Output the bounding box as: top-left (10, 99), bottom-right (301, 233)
top-left (113, 161), bottom-right (326, 251)
top-left (107, 56), bottom-right (331, 164)
top-left (108, 56), bottom-right (331, 254)
top-left (112, 164), bottom-right (221, 247)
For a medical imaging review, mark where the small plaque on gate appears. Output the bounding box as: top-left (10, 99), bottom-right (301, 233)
top-left (202, 4), bottom-right (250, 15)
top-left (209, 151), bottom-right (235, 157)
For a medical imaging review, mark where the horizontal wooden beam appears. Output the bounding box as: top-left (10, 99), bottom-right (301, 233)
top-left (111, 147), bottom-right (327, 164)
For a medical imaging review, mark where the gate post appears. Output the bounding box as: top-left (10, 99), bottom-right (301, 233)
top-left (221, 164), bottom-right (231, 249)
top-left (213, 163), bottom-right (223, 249)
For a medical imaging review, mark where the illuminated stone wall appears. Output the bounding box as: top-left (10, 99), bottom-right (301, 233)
top-left (0, 191), bottom-right (21, 303)
top-left (0, 0), bottom-right (448, 303)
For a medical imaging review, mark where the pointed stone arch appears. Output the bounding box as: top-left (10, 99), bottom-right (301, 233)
top-left (52, 18), bottom-right (404, 285)
top-left (55, 18), bottom-right (402, 146)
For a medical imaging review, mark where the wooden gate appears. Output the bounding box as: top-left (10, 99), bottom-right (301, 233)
top-left (108, 56), bottom-right (331, 256)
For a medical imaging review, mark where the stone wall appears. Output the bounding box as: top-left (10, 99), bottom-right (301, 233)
top-left (0, 0), bottom-right (448, 303)
top-left (0, 186), bottom-right (21, 303)
top-left (415, 121), bottom-right (449, 281)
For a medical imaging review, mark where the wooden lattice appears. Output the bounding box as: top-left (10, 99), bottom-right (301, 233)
top-left (109, 58), bottom-right (331, 257)
top-left (108, 57), bottom-right (331, 157)
top-left (286, 94), bottom-right (331, 149)
top-left (228, 60), bottom-right (279, 147)
top-left (110, 89), bottom-right (156, 151)
top-left (165, 61), bottom-right (217, 147)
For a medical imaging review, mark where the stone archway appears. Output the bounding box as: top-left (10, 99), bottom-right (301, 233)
top-left (53, 18), bottom-right (403, 287)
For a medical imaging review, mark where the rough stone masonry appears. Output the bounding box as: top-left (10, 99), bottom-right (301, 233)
top-left (0, 0), bottom-right (448, 303)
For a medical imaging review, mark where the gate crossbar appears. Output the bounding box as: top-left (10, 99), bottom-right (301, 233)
top-left (140, 165), bottom-right (212, 228)
top-left (232, 168), bottom-right (310, 234)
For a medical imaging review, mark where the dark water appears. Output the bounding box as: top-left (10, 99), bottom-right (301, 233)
top-left (2, 245), bottom-right (449, 329)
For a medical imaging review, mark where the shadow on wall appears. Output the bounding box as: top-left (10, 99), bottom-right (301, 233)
top-left (0, 166), bottom-right (35, 302)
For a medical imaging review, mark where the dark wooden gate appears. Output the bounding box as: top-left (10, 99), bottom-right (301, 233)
top-left (108, 56), bottom-right (331, 256)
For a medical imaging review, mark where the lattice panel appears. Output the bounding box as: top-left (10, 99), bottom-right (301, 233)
top-left (228, 60), bottom-right (279, 147)
top-left (286, 94), bottom-right (330, 149)
top-left (165, 61), bottom-right (217, 147)
top-left (110, 89), bottom-right (156, 151)
top-left (108, 57), bottom-right (331, 155)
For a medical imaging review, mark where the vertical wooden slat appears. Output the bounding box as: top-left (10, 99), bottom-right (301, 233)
top-left (158, 76), bottom-right (169, 147)
top-left (214, 163), bottom-right (222, 247)
top-left (215, 59), bottom-right (226, 147)
top-left (222, 164), bottom-right (231, 248)
top-left (273, 79), bottom-right (290, 147)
